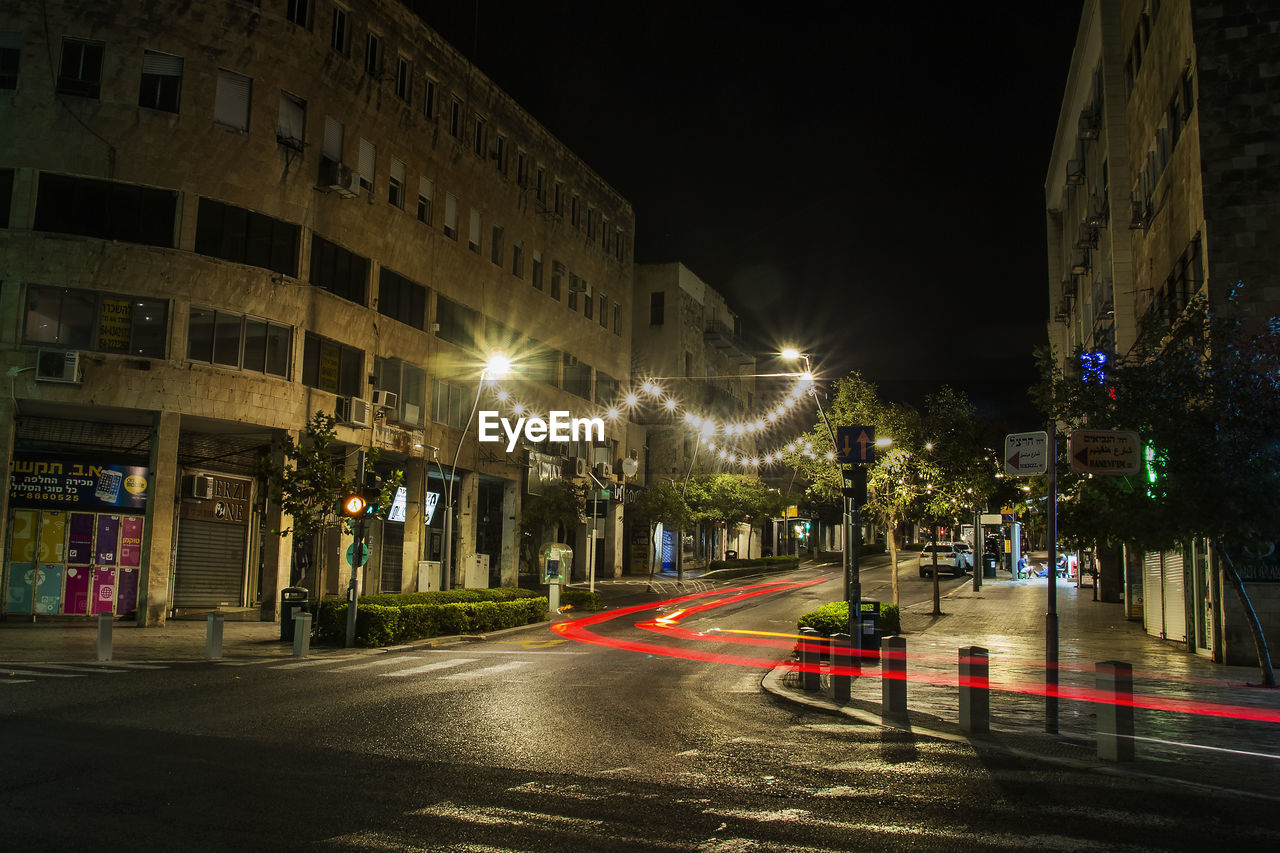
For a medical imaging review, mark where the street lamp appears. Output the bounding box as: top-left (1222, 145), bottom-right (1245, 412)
top-left (440, 353), bottom-right (511, 589)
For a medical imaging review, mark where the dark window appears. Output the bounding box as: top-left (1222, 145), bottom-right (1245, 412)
top-left (194, 198), bottom-right (299, 276)
top-left (598, 293), bottom-right (607, 327)
top-left (57, 38), bottom-right (103, 98)
top-left (138, 51), bottom-right (182, 113)
top-left (435, 295), bottom-right (477, 350)
top-left (214, 68), bottom-right (251, 131)
top-left (302, 331), bottom-right (362, 396)
top-left (364, 33), bottom-right (381, 77)
top-left (24, 284), bottom-right (168, 358)
top-left (490, 225), bottom-right (503, 265)
top-left (431, 379), bottom-right (467, 429)
top-left (286, 0), bottom-right (312, 29)
top-left (596, 371), bottom-right (619, 405)
top-left (584, 287), bottom-right (593, 320)
top-left (309, 234), bottom-right (368, 305)
top-left (375, 356), bottom-right (425, 426)
top-left (331, 6), bottom-right (350, 56)
top-left (0, 32), bottom-right (19, 90)
top-left (550, 261), bottom-right (563, 300)
top-left (562, 354), bottom-right (591, 399)
top-left (650, 291), bottom-right (664, 325)
top-left (377, 268), bottom-right (427, 330)
top-left (395, 55), bottom-right (410, 101)
top-left (473, 115), bottom-right (486, 157)
top-left (511, 243), bottom-right (523, 278)
top-left (449, 98), bottom-right (461, 139)
top-left (423, 77), bottom-right (437, 119)
top-left (34, 173), bottom-right (176, 247)
top-left (613, 302), bottom-right (621, 335)
top-left (0, 168), bottom-right (12, 228)
top-left (531, 254), bottom-right (542, 290)
top-left (524, 343), bottom-right (558, 385)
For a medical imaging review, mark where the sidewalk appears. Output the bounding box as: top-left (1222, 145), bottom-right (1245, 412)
top-left (763, 567), bottom-right (1280, 798)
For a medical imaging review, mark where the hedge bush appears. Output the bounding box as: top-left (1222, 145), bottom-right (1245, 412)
top-left (313, 590), bottom-right (549, 647)
top-left (797, 600), bottom-right (902, 637)
top-left (559, 588), bottom-right (604, 611)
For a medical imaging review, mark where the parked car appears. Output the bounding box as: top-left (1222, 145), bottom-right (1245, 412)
top-left (918, 542), bottom-right (971, 577)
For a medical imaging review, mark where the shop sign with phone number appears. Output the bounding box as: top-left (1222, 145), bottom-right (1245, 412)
top-left (9, 455), bottom-right (150, 510)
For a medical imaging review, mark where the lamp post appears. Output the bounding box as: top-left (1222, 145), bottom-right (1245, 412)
top-left (441, 353), bottom-right (511, 589)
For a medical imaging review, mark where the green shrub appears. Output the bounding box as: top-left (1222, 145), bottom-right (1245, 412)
top-left (860, 542), bottom-right (886, 556)
top-left (314, 594), bottom-right (549, 646)
top-left (559, 588), bottom-right (603, 611)
top-left (797, 600), bottom-right (902, 637)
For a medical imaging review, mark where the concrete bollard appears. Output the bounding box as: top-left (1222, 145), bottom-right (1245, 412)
top-left (882, 636), bottom-right (908, 722)
top-left (959, 646), bottom-right (990, 734)
top-left (97, 612), bottom-right (112, 662)
top-left (292, 611), bottom-right (312, 658)
top-left (205, 612), bottom-right (224, 660)
top-left (1096, 661), bottom-right (1135, 761)
top-left (830, 633), bottom-right (852, 702)
top-left (799, 627), bottom-right (820, 691)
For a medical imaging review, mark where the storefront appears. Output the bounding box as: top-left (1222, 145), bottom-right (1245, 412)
top-left (171, 472), bottom-right (253, 611)
top-left (4, 454), bottom-right (149, 617)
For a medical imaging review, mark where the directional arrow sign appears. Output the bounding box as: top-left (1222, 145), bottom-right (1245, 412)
top-left (836, 425), bottom-right (875, 464)
top-left (1068, 429), bottom-right (1141, 475)
top-left (1004, 431), bottom-right (1049, 476)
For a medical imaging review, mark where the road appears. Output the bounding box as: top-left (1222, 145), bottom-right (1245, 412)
top-left (3, 564), bottom-right (1276, 852)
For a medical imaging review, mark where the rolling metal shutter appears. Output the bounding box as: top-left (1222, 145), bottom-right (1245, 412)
top-left (380, 522), bottom-right (404, 593)
top-left (174, 519), bottom-right (246, 608)
top-left (1143, 551), bottom-right (1164, 639)
top-left (1162, 550), bottom-right (1187, 643)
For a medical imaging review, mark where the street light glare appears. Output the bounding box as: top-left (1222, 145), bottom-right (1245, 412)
top-left (780, 348), bottom-right (801, 361)
top-left (875, 437), bottom-right (893, 447)
top-left (485, 353), bottom-right (512, 379)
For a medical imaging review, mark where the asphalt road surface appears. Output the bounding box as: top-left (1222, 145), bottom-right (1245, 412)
top-left (3, 565), bottom-right (1276, 852)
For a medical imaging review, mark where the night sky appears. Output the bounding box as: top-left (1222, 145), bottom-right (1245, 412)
top-left (422, 1), bottom-right (1084, 426)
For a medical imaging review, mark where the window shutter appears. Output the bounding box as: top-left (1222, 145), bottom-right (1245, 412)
top-left (419, 177), bottom-right (433, 200)
top-left (391, 158), bottom-right (405, 184)
top-left (323, 116), bottom-right (343, 160)
top-left (278, 92), bottom-right (305, 141)
top-left (214, 69), bottom-right (251, 131)
top-left (358, 138), bottom-right (375, 184)
top-left (142, 51), bottom-right (183, 77)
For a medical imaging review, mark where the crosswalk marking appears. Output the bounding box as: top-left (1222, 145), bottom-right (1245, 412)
top-left (381, 659), bottom-right (478, 677)
top-left (269, 655), bottom-right (361, 670)
top-left (333, 656), bottom-right (429, 672)
top-left (32, 663), bottom-right (131, 673)
top-left (1, 668), bottom-right (85, 678)
top-left (1, 678), bottom-right (35, 684)
top-left (440, 660), bottom-right (529, 680)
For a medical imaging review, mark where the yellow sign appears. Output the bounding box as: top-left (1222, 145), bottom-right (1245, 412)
top-left (98, 298), bottom-right (133, 352)
top-left (783, 505), bottom-right (799, 518)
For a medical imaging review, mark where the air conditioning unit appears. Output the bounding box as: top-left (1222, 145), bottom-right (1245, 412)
top-left (594, 462), bottom-right (613, 479)
top-left (318, 156), bottom-right (359, 198)
top-left (568, 457), bottom-right (588, 478)
top-left (1077, 110), bottom-right (1100, 140)
top-left (186, 474), bottom-right (215, 500)
top-left (35, 349), bottom-right (81, 383)
top-left (337, 396), bottom-right (373, 427)
top-left (1075, 224), bottom-right (1099, 250)
top-left (372, 390), bottom-right (398, 410)
top-left (1066, 160), bottom-right (1086, 185)
top-left (1070, 250), bottom-right (1091, 276)
top-left (568, 275), bottom-right (588, 293)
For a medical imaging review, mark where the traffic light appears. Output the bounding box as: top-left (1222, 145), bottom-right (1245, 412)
top-left (361, 471), bottom-right (384, 516)
top-left (339, 492), bottom-right (367, 518)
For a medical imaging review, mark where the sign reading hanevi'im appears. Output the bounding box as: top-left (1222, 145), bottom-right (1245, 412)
top-left (9, 455), bottom-right (150, 510)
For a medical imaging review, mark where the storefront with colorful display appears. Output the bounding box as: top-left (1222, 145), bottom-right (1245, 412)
top-left (4, 453), bottom-right (149, 617)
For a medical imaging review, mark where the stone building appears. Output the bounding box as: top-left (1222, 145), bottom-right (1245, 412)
top-left (1045, 0), bottom-right (1280, 664)
top-left (0, 0), bottom-right (637, 626)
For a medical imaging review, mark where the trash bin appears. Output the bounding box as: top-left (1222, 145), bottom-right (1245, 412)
top-left (983, 553), bottom-right (999, 578)
top-left (857, 600), bottom-right (881, 665)
top-left (280, 586), bottom-right (309, 642)
top-left (725, 550), bottom-right (738, 560)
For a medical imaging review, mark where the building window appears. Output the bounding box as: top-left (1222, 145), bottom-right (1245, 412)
top-left (431, 379), bottom-right (468, 429)
top-left (516, 151), bottom-right (528, 187)
top-left (448, 97), bottom-right (462, 138)
top-left (214, 68), bottom-right (251, 131)
top-left (553, 182), bottom-right (564, 216)
top-left (57, 38), bottom-right (103, 98)
top-left (358, 137), bottom-right (375, 194)
top-left (570, 195), bottom-right (580, 228)
top-left (24, 285), bottom-right (169, 358)
top-left (322, 115), bottom-right (343, 161)
top-left (472, 114), bottom-right (486, 157)
top-left (34, 173), bottom-right (176, 248)
top-left (550, 261), bottom-right (563, 300)
top-left (531, 251), bottom-right (543, 290)
top-left (331, 5), bottom-right (350, 56)
top-left (188, 307), bottom-right (291, 377)
top-left (562, 354), bottom-right (591, 399)
top-left (364, 32), bottom-right (381, 77)
top-left (286, 0), bottom-right (312, 29)
top-left (0, 168), bottom-right (13, 228)
top-left (615, 228), bottom-right (624, 261)
top-left (423, 76), bottom-right (437, 119)
top-left (490, 225), bottom-right (503, 265)
top-left (584, 286), bottom-right (594, 320)
top-left (395, 55), bottom-right (410, 101)
top-left (613, 302), bottom-right (621, 335)
top-left (650, 291), bottom-right (664, 325)
top-left (417, 177), bottom-right (433, 225)
top-left (377, 268), bottom-right (427, 330)
top-left (0, 32), bottom-right (19, 90)
top-left (443, 193), bottom-right (458, 239)
top-left (596, 371), bottom-right (619, 405)
top-left (536, 167), bottom-right (546, 204)
top-left (495, 135), bottom-right (507, 174)
top-left (375, 357), bottom-right (425, 426)
top-left (138, 51), bottom-right (182, 113)
top-left (586, 207), bottom-right (594, 239)
top-left (567, 277), bottom-right (579, 311)
top-left (388, 158), bottom-right (405, 209)
top-left (435, 295), bottom-right (477, 350)
top-left (468, 208), bottom-right (481, 254)
top-left (309, 234), bottom-right (368, 305)
top-left (194, 197), bottom-right (299, 277)
top-left (302, 332), bottom-right (362, 397)
top-left (512, 242), bottom-right (524, 278)
top-left (598, 293), bottom-right (607, 327)
top-left (277, 90), bottom-right (305, 149)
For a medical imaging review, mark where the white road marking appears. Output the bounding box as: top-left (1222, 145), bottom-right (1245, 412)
top-left (380, 658), bottom-right (478, 677)
top-left (332, 656), bottom-right (429, 672)
top-left (1, 678), bottom-right (35, 685)
top-left (0, 668), bottom-right (84, 678)
top-left (439, 660), bottom-right (530, 680)
top-left (31, 663), bottom-right (131, 673)
top-left (269, 655), bottom-right (362, 670)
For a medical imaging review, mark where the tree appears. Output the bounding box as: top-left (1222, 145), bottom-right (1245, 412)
top-left (1036, 287), bottom-right (1279, 686)
top-left (683, 473), bottom-right (779, 560)
top-left (630, 480), bottom-right (694, 583)
top-left (518, 480), bottom-right (585, 573)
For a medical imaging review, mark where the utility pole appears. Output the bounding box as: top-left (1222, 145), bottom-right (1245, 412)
top-left (345, 450), bottom-right (366, 648)
top-left (1046, 419), bottom-right (1060, 733)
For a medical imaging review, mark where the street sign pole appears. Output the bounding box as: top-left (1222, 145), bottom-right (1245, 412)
top-left (1046, 420), bottom-right (1059, 734)
top-left (346, 450), bottom-right (366, 648)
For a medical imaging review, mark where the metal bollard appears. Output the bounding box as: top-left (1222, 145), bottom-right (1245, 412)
top-left (97, 612), bottom-right (112, 662)
top-left (205, 612), bottom-right (224, 660)
top-left (830, 633), bottom-right (852, 702)
top-left (799, 626), bottom-right (820, 691)
top-left (292, 611), bottom-right (312, 658)
top-left (959, 646), bottom-right (990, 734)
top-left (882, 636), bottom-right (908, 722)
top-left (1096, 661), bottom-right (1135, 761)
